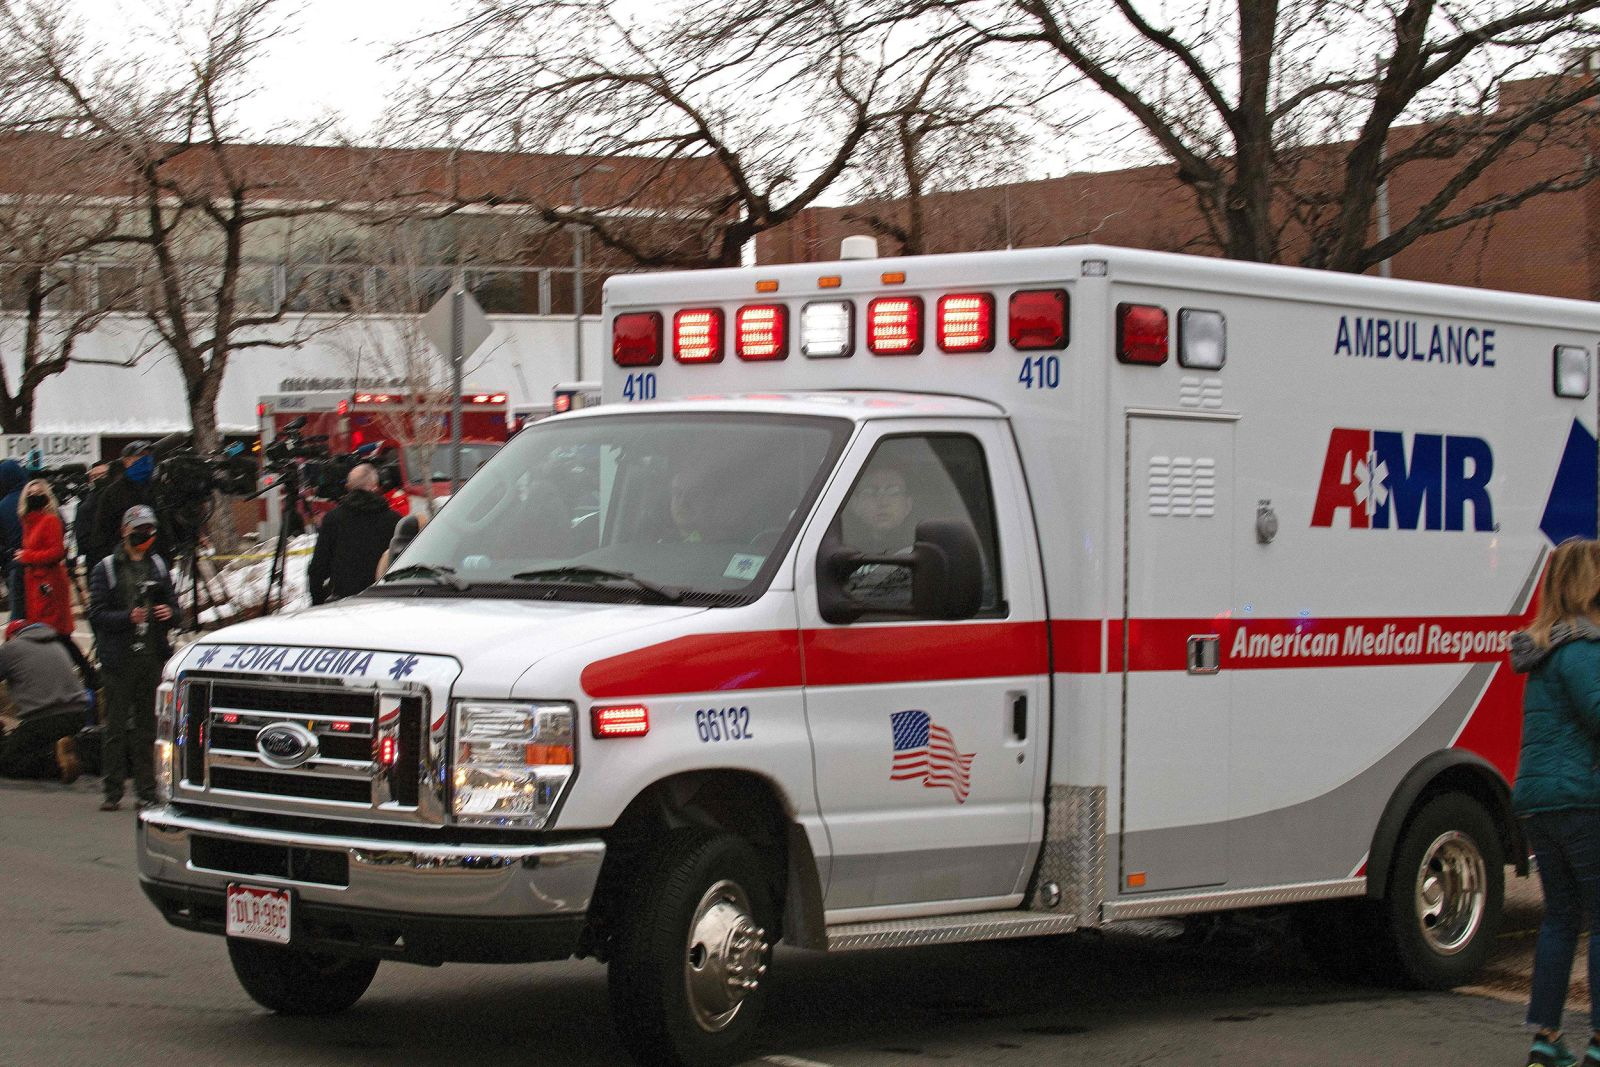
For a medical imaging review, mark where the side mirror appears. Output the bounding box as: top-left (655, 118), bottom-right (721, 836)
top-left (817, 519), bottom-right (984, 624)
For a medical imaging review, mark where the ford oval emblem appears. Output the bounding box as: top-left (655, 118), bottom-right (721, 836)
top-left (255, 722), bottom-right (318, 769)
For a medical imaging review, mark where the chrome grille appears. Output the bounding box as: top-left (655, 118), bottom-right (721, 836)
top-left (178, 678), bottom-right (431, 819)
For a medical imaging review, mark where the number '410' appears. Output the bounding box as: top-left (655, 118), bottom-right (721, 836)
top-left (1017, 354), bottom-right (1061, 389)
top-left (622, 372), bottom-right (658, 401)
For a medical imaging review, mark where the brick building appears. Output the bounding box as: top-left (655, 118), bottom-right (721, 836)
top-left (757, 80), bottom-right (1600, 302)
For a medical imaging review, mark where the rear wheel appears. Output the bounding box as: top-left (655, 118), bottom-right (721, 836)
top-left (608, 828), bottom-right (775, 1067)
top-left (1376, 792), bottom-right (1503, 989)
top-left (226, 939), bottom-right (379, 1015)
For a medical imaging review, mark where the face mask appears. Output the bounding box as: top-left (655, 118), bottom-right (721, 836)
top-left (127, 531), bottom-right (156, 552)
top-left (24, 495), bottom-right (46, 512)
top-left (126, 456), bottom-right (155, 483)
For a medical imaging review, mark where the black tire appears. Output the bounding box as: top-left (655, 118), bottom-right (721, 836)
top-left (608, 828), bottom-right (776, 1067)
top-left (1373, 792), bottom-right (1505, 989)
top-left (226, 939), bottom-right (379, 1015)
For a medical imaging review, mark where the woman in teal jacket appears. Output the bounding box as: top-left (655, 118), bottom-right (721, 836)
top-left (1512, 539), bottom-right (1600, 1067)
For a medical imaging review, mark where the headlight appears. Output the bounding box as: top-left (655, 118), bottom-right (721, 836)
top-left (155, 682), bottom-right (177, 803)
top-left (452, 701), bottom-right (575, 828)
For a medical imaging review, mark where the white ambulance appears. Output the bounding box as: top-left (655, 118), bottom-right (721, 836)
top-left (138, 243), bottom-right (1599, 1066)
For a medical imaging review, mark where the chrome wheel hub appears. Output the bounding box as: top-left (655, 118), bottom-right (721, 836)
top-left (684, 879), bottom-right (768, 1033)
top-left (1415, 830), bottom-right (1485, 955)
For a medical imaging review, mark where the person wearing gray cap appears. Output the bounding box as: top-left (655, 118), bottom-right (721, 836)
top-left (88, 503), bottom-right (179, 811)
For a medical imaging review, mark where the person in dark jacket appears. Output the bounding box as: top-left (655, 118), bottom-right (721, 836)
top-left (0, 459), bottom-right (27, 618)
top-left (1511, 539), bottom-right (1600, 1067)
top-left (74, 463), bottom-right (111, 572)
top-left (307, 464), bottom-right (400, 605)
top-left (88, 504), bottom-right (179, 812)
top-left (0, 621), bottom-right (88, 781)
top-left (89, 441), bottom-right (161, 569)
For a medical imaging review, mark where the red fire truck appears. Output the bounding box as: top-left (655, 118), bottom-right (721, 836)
top-left (258, 389), bottom-right (510, 517)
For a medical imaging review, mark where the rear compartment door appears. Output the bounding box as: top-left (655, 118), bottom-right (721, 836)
top-left (1120, 412), bottom-right (1236, 894)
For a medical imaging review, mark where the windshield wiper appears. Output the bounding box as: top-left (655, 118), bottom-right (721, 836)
top-left (508, 565), bottom-right (683, 604)
top-left (381, 563), bottom-right (469, 591)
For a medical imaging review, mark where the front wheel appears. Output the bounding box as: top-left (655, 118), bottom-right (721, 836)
top-left (1376, 792), bottom-right (1505, 989)
top-left (226, 939), bottom-right (379, 1015)
top-left (608, 828), bottom-right (775, 1067)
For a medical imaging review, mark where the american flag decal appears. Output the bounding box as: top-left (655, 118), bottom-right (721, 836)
top-left (890, 709), bottom-right (975, 803)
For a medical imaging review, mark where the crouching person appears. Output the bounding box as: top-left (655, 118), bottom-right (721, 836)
top-left (0, 620), bottom-right (89, 782)
top-left (89, 505), bottom-right (178, 812)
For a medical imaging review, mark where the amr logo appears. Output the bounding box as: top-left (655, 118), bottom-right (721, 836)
top-left (1311, 427), bottom-right (1494, 532)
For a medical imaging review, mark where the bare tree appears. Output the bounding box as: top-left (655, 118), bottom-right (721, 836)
top-left (841, 39), bottom-right (1068, 255)
top-left (953, 0), bottom-right (1600, 271)
top-left (417, 0), bottom-right (942, 267)
top-left (7, 0), bottom-right (356, 453)
top-left (0, 134), bottom-right (148, 432)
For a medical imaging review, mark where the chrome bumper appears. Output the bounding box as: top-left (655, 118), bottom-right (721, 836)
top-left (137, 806), bottom-right (605, 919)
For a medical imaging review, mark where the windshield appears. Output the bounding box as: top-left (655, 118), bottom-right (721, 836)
top-left (384, 412), bottom-right (851, 601)
top-left (404, 443), bottom-right (501, 483)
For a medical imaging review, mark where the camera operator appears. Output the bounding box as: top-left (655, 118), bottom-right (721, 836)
top-left (89, 442), bottom-right (166, 569)
top-left (88, 505), bottom-right (179, 812)
top-left (308, 463), bottom-right (400, 605)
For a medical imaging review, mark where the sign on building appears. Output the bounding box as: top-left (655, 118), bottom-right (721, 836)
top-left (0, 433), bottom-right (101, 468)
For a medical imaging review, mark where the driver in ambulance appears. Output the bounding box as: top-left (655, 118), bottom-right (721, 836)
top-left (842, 463), bottom-right (917, 607)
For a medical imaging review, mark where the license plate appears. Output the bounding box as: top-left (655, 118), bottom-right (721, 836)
top-left (225, 883), bottom-right (291, 945)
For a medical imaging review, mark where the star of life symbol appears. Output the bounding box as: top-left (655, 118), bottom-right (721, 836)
top-left (1352, 448), bottom-right (1389, 518)
top-left (388, 654), bottom-right (420, 680)
top-left (197, 646), bottom-right (220, 668)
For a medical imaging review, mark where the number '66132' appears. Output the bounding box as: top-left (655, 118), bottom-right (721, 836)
top-left (696, 706), bottom-right (753, 742)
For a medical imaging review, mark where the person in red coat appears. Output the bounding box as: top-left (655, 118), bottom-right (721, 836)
top-left (16, 479), bottom-right (75, 639)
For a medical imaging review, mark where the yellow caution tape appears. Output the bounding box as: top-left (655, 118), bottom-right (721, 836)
top-left (205, 547), bottom-right (317, 563)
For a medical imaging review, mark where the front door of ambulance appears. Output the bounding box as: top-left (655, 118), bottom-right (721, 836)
top-left (797, 421), bottom-right (1046, 914)
top-left (1120, 413), bottom-right (1235, 894)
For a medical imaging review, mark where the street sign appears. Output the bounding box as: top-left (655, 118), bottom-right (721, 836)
top-left (421, 288), bottom-right (493, 365)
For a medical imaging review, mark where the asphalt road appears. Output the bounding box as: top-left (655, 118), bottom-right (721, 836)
top-left (0, 776), bottom-right (1557, 1067)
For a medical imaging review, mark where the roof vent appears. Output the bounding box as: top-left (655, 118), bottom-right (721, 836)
top-left (840, 235), bottom-right (879, 261)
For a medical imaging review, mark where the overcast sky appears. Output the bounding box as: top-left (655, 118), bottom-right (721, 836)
top-left (70, 0), bottom-right (472, 137)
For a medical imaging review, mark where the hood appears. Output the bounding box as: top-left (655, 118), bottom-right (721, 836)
top-left (14, 622), bottom-right (57, 643)
top-left (0, 460), bottom-right (26, 497)
top-left (342, 489), bottom-right (394, 514)
top-left (1511, 618), bottom-right (1600, 673)
top-left (193, 595), bottom-right (709, 697)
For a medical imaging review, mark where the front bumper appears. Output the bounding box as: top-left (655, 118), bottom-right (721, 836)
top-left (138, 806), bottom-right (604, 965)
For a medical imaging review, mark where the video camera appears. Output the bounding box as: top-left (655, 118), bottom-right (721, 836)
top-left (33, 461), bottom-right (92, 501)
top-left (263, 416), bottom-right (399, 501)
top-left (149, 433), bottom-right (257, 514)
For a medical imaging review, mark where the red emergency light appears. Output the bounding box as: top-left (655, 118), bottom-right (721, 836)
top-left (736, 305), bottom-right (788, 361)
top-left (554, 394), bottom-right (572, 413)
top-left (591, 704), bottom-right (650, 739)
top-left (1117, 303), bottom-right (1169, 365)
top-left (256, 402), bottom-right (266, 418)
top-left (674, 308), bottom-right (725, 363)
top-left (868, 297), bottom-right (924, 356)
top-left (937, 293), bottom-right (995, 353)
top-left (1010, 289), bottom-right (1068, 350)
top-left (336, 400), bottom-right (349, 415)
top-left (377, 736), bottom-right (397, 767)
top-left (613, 312), bottom-right (663, 366)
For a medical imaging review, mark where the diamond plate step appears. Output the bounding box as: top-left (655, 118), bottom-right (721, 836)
top-left (825, 910), bottom-right (1080, 952)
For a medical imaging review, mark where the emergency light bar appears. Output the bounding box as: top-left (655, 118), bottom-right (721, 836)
top-left (1117, 303), bottom-right (1168, 365)
top-left (736, 305), bottom-right (788, 361)
top-left (801, 301), bottom-right (854, 358)
top-left (674, 308), bottom-right (724, 363)
top-left (1009, 290), bottom-right (1068, 350)
top-left (614, 312), bottom-right (664, 366)
top-left (868, 297), bottom-right (924, 355)
top-left (1555, 345), bottom-right (1591, 398)
top-left (937, 294), bottom-right (995, 353)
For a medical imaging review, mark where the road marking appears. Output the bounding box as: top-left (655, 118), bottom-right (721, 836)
top-left (762, 1056), bottom-right (841, 1067)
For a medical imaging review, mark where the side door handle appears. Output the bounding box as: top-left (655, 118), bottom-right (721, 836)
top-left (1011, 694), bottom-right (1027, 740)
